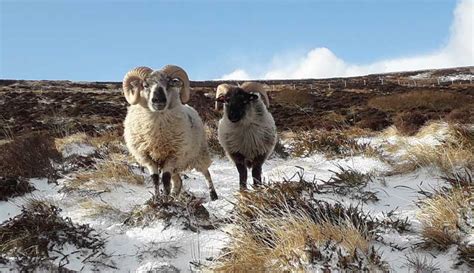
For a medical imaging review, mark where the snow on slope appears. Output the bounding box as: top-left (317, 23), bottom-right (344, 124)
top-left (0, 126), bottom-right (470, 272)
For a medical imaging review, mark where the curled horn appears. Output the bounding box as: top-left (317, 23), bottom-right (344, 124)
top-left (240, 82), bottom-right (270, 108)
top-left (123, 66), bottom-right (152, 105)
top-left (215, 84), bottom-right (232, 111)
top-left (161, 65), bottom-right (190, 104)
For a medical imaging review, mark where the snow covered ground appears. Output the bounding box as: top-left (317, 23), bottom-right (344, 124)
top-left (0, 125), bottom-right (472, 272)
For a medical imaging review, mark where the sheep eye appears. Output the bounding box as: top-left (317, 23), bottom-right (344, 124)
top-left (143, 82), bottom-right (148, 88)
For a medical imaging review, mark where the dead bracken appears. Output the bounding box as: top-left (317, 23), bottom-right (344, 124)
top-left (124, 191), bottom-right (216, 232)
top-left (0, 176), bottom-right (35, 201)
top-left (0, 200), bottom-right (108, 271)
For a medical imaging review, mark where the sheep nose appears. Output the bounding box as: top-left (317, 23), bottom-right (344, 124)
top-left (153, 87), bottom-right (167, 103)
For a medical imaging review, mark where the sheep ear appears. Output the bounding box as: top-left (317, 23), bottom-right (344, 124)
top-left (130, 79), bottom-right (144, 90)
top-left (216, 95), bottom-right (227, 103)
top-left (214, 95), bottom-right (225, 111)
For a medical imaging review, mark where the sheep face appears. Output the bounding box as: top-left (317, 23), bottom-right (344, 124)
top-left (143, 71), bottom-right (183, 112)
top-left (217, 88), bottom-right (258, 123)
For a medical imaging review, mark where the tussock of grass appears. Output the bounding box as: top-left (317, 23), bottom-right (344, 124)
top-left (124, 193), bottom-right (214, 232)
top-left (403, 141), bottom-right (473, 173)
top-left (441, 168), bottom-right (473, 191)
top-left (324, 165), bottom-right (379, 203)
top-left (380, 123), bottom-right (474, 174)
top-left (54, 132), bottom-right (89, 153)
top-left (78, 199), bottom-right (125, 220)
top-left (67, 153), bottom-right (143, 191)
top-left (403, 125), bottom-right (474, 173)
top-left (0, 176), bottom-right (35, 201)
top-left (216, 213), bottom-right (378, 272)
top-left (415, 122), bottom-right (450, 138)
top-left (89, 130), bottom-right (125, 154)
top-left (0, 131), bottom-right (61, 178)
top-left (417, 187), bottom-right (472, 250)
top-left (287, 129), bottom-right (379, 158)
top-left (212, 181), bottom-right (389, 271)
top-left (404, 254), bottom-right (440, 273)
top-left (55, 130), bottom-right (126, 156)
top-left (0, 200), bottom-right (106, 270)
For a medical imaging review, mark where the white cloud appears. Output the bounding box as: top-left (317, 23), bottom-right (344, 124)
top-left (220, 69), bottom-right (251, 80)
top-left (221, 0), bottom-right (473, 80)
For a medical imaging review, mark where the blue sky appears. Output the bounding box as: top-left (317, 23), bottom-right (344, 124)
top-left (1, 0), bottom-right (471, 81)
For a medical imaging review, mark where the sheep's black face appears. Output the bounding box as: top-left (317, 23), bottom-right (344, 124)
top-left (151, 86), bottom-right (167, 111)
top-left (144, 72), bottom-right (170, 112)
top-left (219, 88), bottom-right (258, 123)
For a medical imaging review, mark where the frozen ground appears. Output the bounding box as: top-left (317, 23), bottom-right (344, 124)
top-left (0, 127), bottom-right (471, 272)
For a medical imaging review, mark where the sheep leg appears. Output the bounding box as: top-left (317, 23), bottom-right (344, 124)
top-left (201, 169), bottom-right (218, 201)
top-left (230, 153), bottom-right (248, 191)
top-left (151, 174), bottom-right (160, 197)
top-left (162, 172), bottom-right (172, 195)
top-left (171, 174), bottom-right (182, 197)
top-left (144, 163), bottom-right (161, 198)
top-left (236, 163), bottom-right (248, 190)
top-left (251, 154), bottom-right (266, 188)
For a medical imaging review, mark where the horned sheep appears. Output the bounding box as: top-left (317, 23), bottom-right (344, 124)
top-left (122, 65), bottom-right (218, 200)
top-left (215, 82), bottom-right (277, 190)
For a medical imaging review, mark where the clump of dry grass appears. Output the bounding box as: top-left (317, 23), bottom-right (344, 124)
top-left (287, 129), bottom-right (379, 158)
top-left (78, 199), bottom-right (125, 220)
top-left (89, 129), bottom-right (126, 154)
top-left (0, 131), bottom-right (61, 178)
top-left (55, 129), bottom-right (125, 156)
top-left (0, 200), bottom-right (106, 270)
top-left (417, 186), bottom-right (472, 250)
top-left (54, 132), bottom-right (89, 153)
top-left (212, 181), bottom-right (388, 271)
top-left (380, 123), bottom-right (474, 174)
top-left (67, 152), bottom-right (143, 192)
top-left (0, 176), bottom-right (35, 201)
top-left (403, 125), bottom-right (474, 173)
top-left (215, 212), bottom-right (382, 272)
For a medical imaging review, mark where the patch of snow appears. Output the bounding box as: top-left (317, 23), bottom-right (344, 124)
top-left (0, 178), bottom-right (60, 223)
top-left (409, 72), bottom-right (432, 79)
top-left (439, 74), bottom-right (473, 82)
top-left (61, 143), bottom-right (95, 158)
top-left (2, 126), bottom-right (469, 271)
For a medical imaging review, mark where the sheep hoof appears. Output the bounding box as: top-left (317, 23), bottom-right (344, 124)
top-left (210, 190), bottom-right (218, 201)
top-left (239, 186), bottom-right (248, 192)
top-left (161, 195), bottom-right (173, 203)
top-left (152, 194), bottom-right (161, 203)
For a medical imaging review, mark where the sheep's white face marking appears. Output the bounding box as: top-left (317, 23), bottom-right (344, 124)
top-left (143, 71), bottom-right (182, 112)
